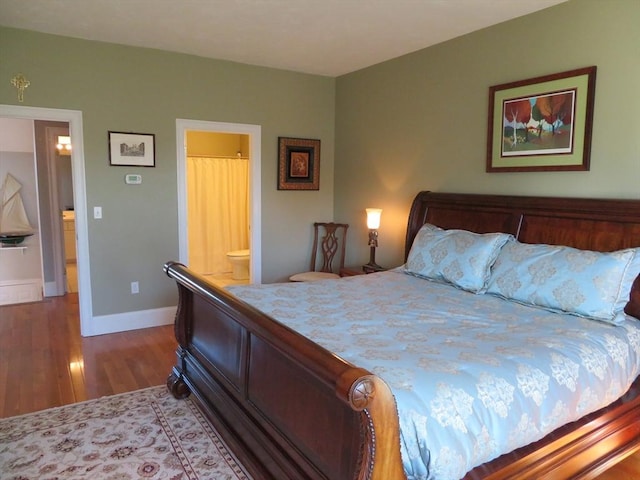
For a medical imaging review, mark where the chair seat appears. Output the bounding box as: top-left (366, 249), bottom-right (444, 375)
top-left (289, 271), bottom-right (341, 282)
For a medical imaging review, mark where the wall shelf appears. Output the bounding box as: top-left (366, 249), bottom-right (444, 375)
top-left (0, 245), bottom-right (27, 253)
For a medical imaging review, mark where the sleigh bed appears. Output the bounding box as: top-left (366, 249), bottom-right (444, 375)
top-left (165, 191), bottom-right (640, 480)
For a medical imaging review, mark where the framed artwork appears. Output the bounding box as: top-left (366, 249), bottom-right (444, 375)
top-left (486, 66), bottom-right (596, 172)
top-left (278, 137), bottom-right (320, 190)
top-left (108, 131), bottom-right (156, 167)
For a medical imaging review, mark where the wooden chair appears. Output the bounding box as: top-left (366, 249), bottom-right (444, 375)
top-left (289, 222), bottom-right (349, 281)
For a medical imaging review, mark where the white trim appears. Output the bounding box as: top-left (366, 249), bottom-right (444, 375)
top-left (0, 278), bottom-right (42, 306)
top-left (176, 119), bottom-right (262, 284)
top-left (91, 306), bottom-right (176, 336)
top-left (0, 278), bottom-right (42, 286)
top-left (0, 105), bottom-right (93, 336)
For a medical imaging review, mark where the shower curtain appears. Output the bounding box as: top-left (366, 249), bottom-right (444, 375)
top-left (187, 156), bottom-right (249, 275)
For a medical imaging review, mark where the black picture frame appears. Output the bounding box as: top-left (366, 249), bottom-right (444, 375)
top-left (108, 131), bottom-right (156, 167)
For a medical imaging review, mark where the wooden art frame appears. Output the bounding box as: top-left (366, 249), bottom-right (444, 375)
top-left (278, 137), bottom-right (320, 190)
top-left (108, 131), bottom-right (156, 167)
top-left (486, 66), bottom-right (596, 172)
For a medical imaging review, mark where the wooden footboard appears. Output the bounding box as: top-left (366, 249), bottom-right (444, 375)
top-left (164, 261), bottom-right (405, 480)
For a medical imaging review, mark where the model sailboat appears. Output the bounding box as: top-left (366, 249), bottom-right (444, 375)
top-left (0, 173), bottom-right (35, 245)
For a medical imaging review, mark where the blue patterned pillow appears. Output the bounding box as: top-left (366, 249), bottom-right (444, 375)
top-left (485, 239), bottom-right (640, 325)
top-left (405, 224), bottom-right (512, 293)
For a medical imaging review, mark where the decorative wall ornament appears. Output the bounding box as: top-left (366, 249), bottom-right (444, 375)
top-left (10, 74), bottom-right (30, 103)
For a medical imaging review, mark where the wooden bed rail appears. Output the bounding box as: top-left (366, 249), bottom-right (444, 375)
top-left (164, 261), bottom-right (405, 480)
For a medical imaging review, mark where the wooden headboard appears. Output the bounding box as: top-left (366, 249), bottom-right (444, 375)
top-left (404, 191), bottom-right (640, 318)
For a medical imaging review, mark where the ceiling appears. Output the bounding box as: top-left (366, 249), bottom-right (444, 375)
top-left (0, 0), bottom-right (567, 77)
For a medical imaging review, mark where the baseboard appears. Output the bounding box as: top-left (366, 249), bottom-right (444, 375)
top-left (90, 306), bottom-right (176, 336)
top-left (0, 279), bottom-right (42, 306)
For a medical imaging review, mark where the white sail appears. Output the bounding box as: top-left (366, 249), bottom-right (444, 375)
top-left (0, 173), bottom-right (35, 237)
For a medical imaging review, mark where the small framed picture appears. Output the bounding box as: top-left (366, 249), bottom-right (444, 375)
top-left (278, 137), bottom-right (320, 190)
top-left (108, 131), bottom-right (156, 167)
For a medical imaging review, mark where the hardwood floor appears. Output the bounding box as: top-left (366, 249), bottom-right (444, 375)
top-left (0, 294), bottom-right (638, 479)
top-left (0, 294), bottom-right (177, 418)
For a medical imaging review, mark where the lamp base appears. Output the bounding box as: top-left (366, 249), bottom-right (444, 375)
top-left (363, 245), bottom-right (384, 273)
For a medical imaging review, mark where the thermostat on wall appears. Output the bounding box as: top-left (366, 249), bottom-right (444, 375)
top-left (125, 174), bottom-right (142, 185)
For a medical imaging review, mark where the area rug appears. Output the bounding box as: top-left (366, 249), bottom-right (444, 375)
top-left (0, 386), bottom-right (252, 479)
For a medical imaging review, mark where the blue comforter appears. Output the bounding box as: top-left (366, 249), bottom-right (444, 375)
top-left (228, 269), bottom-right (640, 479)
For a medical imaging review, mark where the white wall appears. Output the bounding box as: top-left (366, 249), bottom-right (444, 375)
top-left (0, 118), bottom-right (43, 304)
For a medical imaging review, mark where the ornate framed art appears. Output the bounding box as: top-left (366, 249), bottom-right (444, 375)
top-left (486, 66), bottom-right (596, 172)
top-left (278, 137), bottom-right (320, 190)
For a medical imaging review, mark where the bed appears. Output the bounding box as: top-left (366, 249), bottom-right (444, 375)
top-left (164, 191), bottom-right (640, 480)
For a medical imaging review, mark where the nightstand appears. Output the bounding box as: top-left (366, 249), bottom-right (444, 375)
top-left (339, 267), bottom-right (365, 277)
top-left (362, 264), bottom-right (386, 274)
top-left (340, 265), bottom-right (386, 276)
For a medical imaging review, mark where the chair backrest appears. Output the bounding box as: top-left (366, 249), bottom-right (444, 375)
top-left (310, 222), bottom-right (348, 274)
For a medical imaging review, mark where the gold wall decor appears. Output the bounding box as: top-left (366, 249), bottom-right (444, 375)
top-left (11, 74), bottom-right (30, 103)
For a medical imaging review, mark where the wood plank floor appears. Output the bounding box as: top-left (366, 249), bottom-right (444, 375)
top-left (0, 293), bottom-right (638, 479)
top-left (0, 294), bottom-right (177, 418)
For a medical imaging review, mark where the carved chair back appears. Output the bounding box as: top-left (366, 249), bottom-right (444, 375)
top-left (310, 222), bottom-right (349, 274)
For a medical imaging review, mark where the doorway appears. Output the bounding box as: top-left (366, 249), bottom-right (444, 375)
top-left (0, 104), bottom-right (93, 336)
top-left (36, 121), bottom-right (76, 297)
top-left (176, 119), bottom-right (262, 284)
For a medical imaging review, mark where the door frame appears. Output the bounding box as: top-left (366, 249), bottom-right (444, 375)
top-left (176, 119), bottom-right (262, 283)
top-left (0, 104), bottom-right (93, 336)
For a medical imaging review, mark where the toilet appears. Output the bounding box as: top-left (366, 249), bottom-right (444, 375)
top-left (226, 249), bottom-right (250, 280)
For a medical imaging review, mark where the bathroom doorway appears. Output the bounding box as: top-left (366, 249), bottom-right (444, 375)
top-left (186, 131), bottom-right (249, 286)
top-left (176, 119), bottom-right (262, 285)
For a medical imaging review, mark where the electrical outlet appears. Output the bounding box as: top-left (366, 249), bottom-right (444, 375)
top-left (131, 281), bottom-right (139, 294)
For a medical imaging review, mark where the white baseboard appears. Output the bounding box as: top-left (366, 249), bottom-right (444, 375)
top-left (0, 279), bottom-right (42, 306)
top-left (89, 306), bottom-right (177, 336)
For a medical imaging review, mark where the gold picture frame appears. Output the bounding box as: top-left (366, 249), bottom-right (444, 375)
top-left (278, 137), bottom-right (320, 190)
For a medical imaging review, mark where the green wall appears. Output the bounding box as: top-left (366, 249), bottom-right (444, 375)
top-left (2, 0), bottom-right (639, 322)
top-left (0, 28), bottom-right (336, 317)
top-left (335, 0), bottom-right (640, 269)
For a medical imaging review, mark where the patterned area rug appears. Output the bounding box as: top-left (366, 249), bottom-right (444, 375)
top-left (0, 386), bottom-right (251, 479)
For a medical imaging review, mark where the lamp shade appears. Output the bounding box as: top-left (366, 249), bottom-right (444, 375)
top-left (366, 208), bottom-right (382, 229)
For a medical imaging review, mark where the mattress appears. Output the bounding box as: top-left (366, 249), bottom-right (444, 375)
top-left (228, 269), bottom-right (640, 479)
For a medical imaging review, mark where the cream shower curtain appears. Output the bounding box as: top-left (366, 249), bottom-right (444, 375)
top-left (187, 156), bottom-right (249, 275)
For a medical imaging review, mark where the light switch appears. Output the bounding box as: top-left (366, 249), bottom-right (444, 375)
top-left (94, 206), bottom-right (102, 219)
